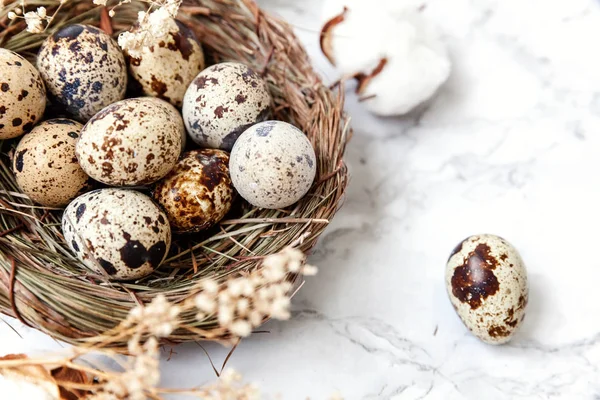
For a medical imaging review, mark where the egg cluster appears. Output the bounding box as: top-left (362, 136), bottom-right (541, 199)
top-left (2, 24), bottom-right (317, 281)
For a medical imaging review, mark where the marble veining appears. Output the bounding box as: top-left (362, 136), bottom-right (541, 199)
top-left (2, 0), bottom-right (600, 398)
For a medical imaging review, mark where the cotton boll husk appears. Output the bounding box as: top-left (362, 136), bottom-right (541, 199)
top-left (321, 0), bottom-right (451, 116)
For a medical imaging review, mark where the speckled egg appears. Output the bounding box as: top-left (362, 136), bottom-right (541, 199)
top-left (230, 121), bottom-right (316, 209)
top-left (76, 97), bottom-right (183, 186)
top-left (126, 21), bottom-right (204, 107)
top-left (153, 149), bottom-right (234, 233)
top-left (446, 234), bottom-right (528, 344)
top-left (62, 188), bottom-right (171, 280)
top-left (13, 119), bottom-right (91, 207)
top-left (182, 62), bottom-right (272, 151)
top-left (37, 24), bottom-right (127, 122)
top-left (0, 49), bottom-right (46, 139)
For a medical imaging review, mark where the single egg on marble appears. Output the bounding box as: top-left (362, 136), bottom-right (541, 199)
top-left (229, 120), bottom-right (316, 209)
top-left (62, 188), bottom-right (171, 280)
top-left (153, 149), bottom-right (234, 233)
top-left (13, 119), bottom-right (92, 207)
top-left (446, 234), bottom-right (528, 344)
top-left (182, 62), bottom-right (271, 151)
top-left (0, 49), bottom-right (46, 139)
top-left (37, 24), bottom-right (127, 122)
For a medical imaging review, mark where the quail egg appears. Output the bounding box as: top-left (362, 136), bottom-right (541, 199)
top-left (182, 62), bottom-right (271, 151)
top-left (446, 234), bottom-right (528, 344)
top-left (153, 149), bottom-right (234, 233)
top-left (76, 97), bottom-right (183, 186)
top-left (37, 24), bottom-right (127, 122)
top-left (230, 121), bottom-right (316, 209)
top-left (62, 188), bottom-right (171, 280)
top-left (0, 49), bottom-right (46, 139)
top-left (126, 21), bottom-right (204, 107)
top-left (13, 119), bottom-right (91, 207)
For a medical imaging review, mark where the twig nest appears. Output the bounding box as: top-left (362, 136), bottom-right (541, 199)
top-left (76, 97), bottom-right (183, 186)
top-left (153, 149), bottom-right (234, 233)
top-left (0, 49), bottom-right (46, 139)
top-left (37, 24), bottom-right (127, 122)
top-left (13, 119), bottom-right (91, 207)
top-left (125, 21), bottom-right (205, 107)
top-left (182, 62), bottom-right (271, 151)
top-left (320, 0), bottom-right (451, 116)
top-left (230, 121), bottom-right (316, 209)
top-left (62, 188), bottom-right (171, 280)
top-left (446, 234), bottom-right (529, 344)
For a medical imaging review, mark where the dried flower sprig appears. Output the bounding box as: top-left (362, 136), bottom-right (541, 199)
top-left (112, 0), bottom-right (181, 57)
top-left (196, 247), bottom-right (318, 337)
top-left (0, 247), bottom-right (316, 399)
top-left (6, 0), bottom-right (67, 33)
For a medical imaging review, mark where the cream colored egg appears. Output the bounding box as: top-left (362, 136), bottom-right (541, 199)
top-left (13, 119), bottom-right (91, 207)
top-left (182, 62), bottom-right (271, 151)
top-left (153, 149), bottom-right (234, 233)
top-left (0, 49), bottom-right (46, 139)
top-left (62, 188), bottom-right (171, 280)
top-left (229, 121), bottom-right (316, 209)
top-left (76, 97), bottom-right (183, 186)
top-left (37, 24), bottom-right (127, 122)
top-left (126, 21), bottom-right (204, 107)
top-left (446, 234), bottom-right (528, 344)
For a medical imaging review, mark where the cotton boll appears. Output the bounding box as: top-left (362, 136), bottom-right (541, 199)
top-left (321, 0), bottom-right (451, 116)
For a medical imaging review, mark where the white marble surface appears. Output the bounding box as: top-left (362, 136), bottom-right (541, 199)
top-left (3, 0), bottom-right (600, 398)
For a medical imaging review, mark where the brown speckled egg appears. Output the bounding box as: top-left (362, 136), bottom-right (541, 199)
top-left (76, 97), bottom-right (183, 186)
top-left (230, 121), bottom-right (316, 209)
top-left (0, 49), bottom-right (46, 139)
top-left (13, 119), bottom-right (92, 207)
top-left (182, 62), bottom-right (271, 151)
top-left (446, 234), bottom-right (528, 344)
top-left (62, 188), bottom-right (171, 280)
top-left (153, 149), bottom-right (234, 233)
top-left (37, 24), bottom-right (127, 122)
top-left (126, 21), bottom-right (204, 107)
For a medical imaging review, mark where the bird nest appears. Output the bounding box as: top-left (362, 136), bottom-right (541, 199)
top-left (0, 0), bottom-right (349, 348)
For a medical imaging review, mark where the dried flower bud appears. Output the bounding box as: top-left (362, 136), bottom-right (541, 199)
top-left (7, 11), bottom-right (16, 19)
top-left (24, 11), bottom-right (44, 34)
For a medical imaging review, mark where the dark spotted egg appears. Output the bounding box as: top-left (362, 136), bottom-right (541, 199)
top-left (76, 97), bottom-right (183, 186)
top-left (37, 24), bottom-right (127, 122)
top-left (229, 121), bottom-right (316, 209)
top-left (13, 119), bottom-right (91, 207)
top-left (126, 21), bottom-right (204, 107)
top-left (446, 234), bottom-right (528, 344)
top-left (62, 188), bottom-right (171, 280)
top-left (153, 149), bottom-right (233, 233)
top-left (182, 62), bottom-right (272, 151)
top-left (0, 49), bottom-right (46, 139)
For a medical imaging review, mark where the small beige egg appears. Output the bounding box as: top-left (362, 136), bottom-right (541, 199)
top-left (62, 188), bottom-right (171, 280)
top-left (182, 62), bottom-right (271, 151)
top-left (37, 24), bottom-right (127, 122)
top-left (230, 121), bottom-right (316, 209)
top-left (76, 97), bottom-right (183, 186)
top-left (126, 21), bottom-right (204, 107)
top-left (446, 234), bottom-right (528, 344)
top-left (13, 119), bottom-right (91, 207)
top-left (0, 49), bottom-right (46, 139)
top-left (153, 149), bottom-right (234, 233)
